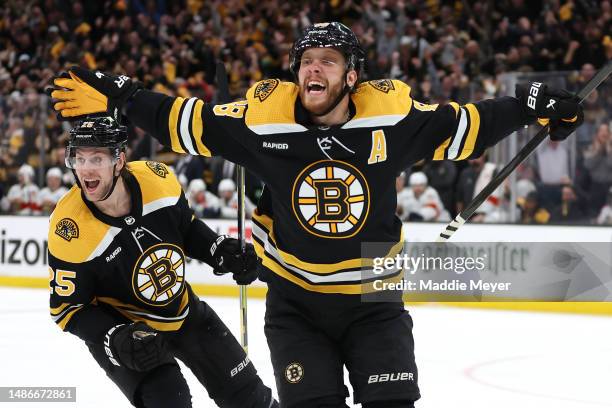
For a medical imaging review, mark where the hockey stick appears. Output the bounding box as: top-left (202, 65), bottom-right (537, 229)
top-left (216, 61), bottom-right (249, 352)
top-left (436, 60), bottom-right (612, 242)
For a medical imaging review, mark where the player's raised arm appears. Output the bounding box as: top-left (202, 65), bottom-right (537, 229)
top-left (399, 82), bottom-right (583, 164)
top-left (48, 67), bottom-right (254, 165)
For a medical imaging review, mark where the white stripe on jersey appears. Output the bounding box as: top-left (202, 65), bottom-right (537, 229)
top-left (179, 98), bottom-right (198, 155)
top-left (252, 223), bottom-right (401, 284)
top-left (447, 107), bottom-right (468, 160)
top-left (342, 114), bottom-right (406, 129)
top-left (86, 227), bottom-right (122, 261)
top-left (247, 123), bottom-right (308, 135)
top-left (142, 196), bottom-right (180, 216)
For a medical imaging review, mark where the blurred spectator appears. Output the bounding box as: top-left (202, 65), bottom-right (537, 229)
top-left (596, 187), bottom-right (612, 225)
top-left (0, 0), bottom-right (611, 225)
top-left (422, 161), bottom-right (456, 216)
top-left (5, 164), bottom-right (41, 215)
top-left (217, 178), bottom-right (256, 220)
top-left (582, 123), bottom-right (612, 213)
top-left (535, 139), bottom-right (571, 209)
top-left (536, 140), bottom-right (570, 185)
top-left (209, 157), bottom-right (263, 203)
top-left (186, 178), bottom-right (220, 219)
top-left (518, 191), bottom-right (550, 225)
top-left (550, 184), bottom-right (586, 224)
top-left (456, 154), bottom-right (507, 222)
top-left (397, 172), bottom-right (450, 222)
top-left (38, 167), bottom-right (68, 214)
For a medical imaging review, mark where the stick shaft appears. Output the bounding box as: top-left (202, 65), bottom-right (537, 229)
top-left (216, 61), bottom-right (248, 351)
top-left (437, 61), bottom-right (612, 242)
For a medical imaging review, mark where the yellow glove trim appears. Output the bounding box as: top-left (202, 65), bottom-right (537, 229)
top-left (537, 118), bottom-right (549, 127)
top-left (50, 72), bottom-right (108, 117)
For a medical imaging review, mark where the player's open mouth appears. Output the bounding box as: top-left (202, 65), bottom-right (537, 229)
top-left (307, 80), bottom-right (326, 95)
top-left (84, 179), bottom-right (100, 192)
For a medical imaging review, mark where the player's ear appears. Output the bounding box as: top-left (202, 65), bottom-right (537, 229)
top-left (116, 152), bottom-right (127, 175)
top-left (346, 70), bottom-right (358, 89)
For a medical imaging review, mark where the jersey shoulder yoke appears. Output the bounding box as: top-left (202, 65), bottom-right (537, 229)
top-left (244, 79), bottom-right (306, 135)
top-left (48, 187), bottom-right (116, 264)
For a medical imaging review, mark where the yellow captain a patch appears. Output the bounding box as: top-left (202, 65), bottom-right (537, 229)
top-left (254, 79), bottom-right (279, 102)
top-left (55, 218), bottom-right (79, 242)
top-left (368, 79), bottom-right (395, 93)
top-left (132, 243), bottom-right (185, 306)
top-left (292, 160), bottom-right (370, 239)
top-left (146, 161), bottom-right (168, 178)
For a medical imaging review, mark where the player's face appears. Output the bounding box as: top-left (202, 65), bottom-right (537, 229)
top-left (412, 184), bottom-right (426, 196)
top-left (298, 48), bottom-right (353, 115)
top-left (47, 175), bottom-right (62, 191)
top-left (73, 147), bottom-right (122, 202)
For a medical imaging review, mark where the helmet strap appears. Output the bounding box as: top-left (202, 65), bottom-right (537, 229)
top-left (98, 164), bottom-right (121, 202)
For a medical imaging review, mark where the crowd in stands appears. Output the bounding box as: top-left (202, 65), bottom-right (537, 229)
top-left (0, 0), bottom-right (611, 224)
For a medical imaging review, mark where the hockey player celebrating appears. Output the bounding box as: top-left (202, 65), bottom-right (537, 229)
top-left (397, 172), bottom-right (451, 222)
top-left (48, 116), bottom-right (277, 408)
top-left (49, 22), bottom-right (583, 408)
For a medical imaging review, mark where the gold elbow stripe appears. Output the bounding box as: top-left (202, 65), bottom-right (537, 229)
top-left (433, 137), bottom-right (451, 160)
top-left (169, 98), bottom-right (187, 153)
top-left (457, 103), bottom-right (481, 160)
top-left (192, 99), bottom-right (211, 156)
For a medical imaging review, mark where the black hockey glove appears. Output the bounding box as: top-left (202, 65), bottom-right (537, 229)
top-left (515, 82), bottom-right (583, 141)
top-left (47, 66), bottom-right (142, 121)
top-left (210, 235), bottom-right (259, 285)
top-left (104, 322), bottom-right (174, 372)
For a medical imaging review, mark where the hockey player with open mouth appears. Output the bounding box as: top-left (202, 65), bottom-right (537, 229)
top-left (47, 116), bottom-right (278, 408)
top-left (48, 22), bottom-right (583, 407)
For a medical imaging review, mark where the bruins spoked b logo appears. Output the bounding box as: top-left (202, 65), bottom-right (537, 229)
top-left (292, 160), bottom-right (370, 239)
top-left (285, 363), bottom-right (304, 384)
top-left (132, 243), bottom-right (185, 306)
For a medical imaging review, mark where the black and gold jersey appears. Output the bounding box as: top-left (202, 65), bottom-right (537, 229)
top-left (49, 161), bottom-right (218, 341)
top-left (127, 79), bottom-right (528, 295)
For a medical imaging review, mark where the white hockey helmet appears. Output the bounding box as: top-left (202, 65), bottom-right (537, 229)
top-left (188, 179), bottom-right (207, 194)
top-left (46, 167), bottom-right (63, 180)
top-left (18, 164), bottom-right (35, 182)
top-left (409, 171), bottom-right (428, 187)
top-left (218, 178), bottom-right (236, 192)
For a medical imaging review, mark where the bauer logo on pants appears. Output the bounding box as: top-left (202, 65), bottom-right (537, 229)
top-left (132, 243), bottom-right (185, 306)
top-left (285, 363), bottom-right (304, 383)
top-left (292, 160), bottom-right (370, 239)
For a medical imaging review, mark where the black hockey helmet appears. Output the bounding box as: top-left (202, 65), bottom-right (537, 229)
top-left (289, 22), bottom-right (366, 79)
top-left (66, 116), bottom-right (128, 201)
top-left (65, 116), bottom-right (127, 169)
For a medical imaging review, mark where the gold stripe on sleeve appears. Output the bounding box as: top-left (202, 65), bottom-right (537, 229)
top-left (192, 99), bottom-right (211, 156)
top-left (168, 98), bottom-right (187, 153)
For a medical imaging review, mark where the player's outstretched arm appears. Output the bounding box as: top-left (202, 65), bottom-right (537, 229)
top-left (48, 67), bottom-right (254, 165)
top-left (402, 83), bottom-right (583, 164)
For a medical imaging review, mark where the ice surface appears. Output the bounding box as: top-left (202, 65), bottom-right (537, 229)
top-left (1, 288), bottom-right (611, 407)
